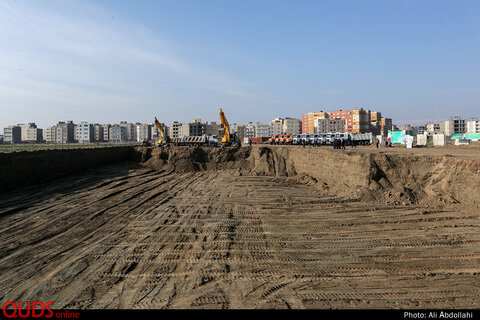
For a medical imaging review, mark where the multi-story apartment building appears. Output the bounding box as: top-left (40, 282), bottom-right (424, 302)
top-left (73, 125), bottom-right (79, 142)
top-left (109, 125), bottom-right (128, 142)
top-left (271, 118), bottom-right (301, 135)
top-left (328, 108), bottom-right (373, 134)
top-left (302, 111), bottom-right (329, 134)
top-left (189, 119), bottom-right (206, 136)
top-left (414, 125), bottom-right (426, 135)
top-left (152, 125), bottom-right (158, 139)
top-left (467, 118), bottom-right (480, 133)
top-left (380, 118), bottom-right (392, 136)
top-left (136, 123), bottom-right (152, 142)
top-left (127, 123), bottom-right (137, 141)
top-left (56, 121), bottom-right (75, 143)
top-left (271, 118), bottom-right (283, 135)
top-left (3, 125), bottom-right (21, 144)
top-left (44, 126), bottom-right (56, 143)
top-left (244, 122), bottom-right (256, 138)
top-left (230, 124), bottom-right (246, 139)
top-left (93, 124), bottom-right (104, 142)
top-left (351, 108), bottom-right (371, 134)
top-left (328, 110), bottom-right (354, 132)
top-left (181, 123), bottom-right (190, 137)
top-left (78, 121), bottom-right (94, 143)
top-left (206, 122), bottom-right (221, 136)
top-left (118, 121), bottom-right (136, 141)
top-left (440, 117), bottom-right (466, 136)
top-left (254, 123), bottom-right (272, 138)
top-left (369, 112), bottom-right (382, 135)
top-left (18, 123), bottom-right (42, 143)
top-left (370, 112), bottom-right (382, 125)
top-left (284, 117), bottom-right (301, 135)
top-left (102, 124), bottom-right (111, 141)
top-left (426, 123), bottom-right (440, 134)
top-left (313, 118), bottom-right (345, 133)
top-left (170, 122), bottom-right (184, 138)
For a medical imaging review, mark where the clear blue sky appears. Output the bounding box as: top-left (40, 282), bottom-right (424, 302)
top-left (1, 0), bottom-right (479, 132)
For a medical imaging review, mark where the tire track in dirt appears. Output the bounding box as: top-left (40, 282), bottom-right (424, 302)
top-left (0, 162), bottom-right (479, 309)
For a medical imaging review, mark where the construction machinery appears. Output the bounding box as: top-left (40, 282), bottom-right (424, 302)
top-left (219, 108), bottom-right (241, 147)
top-left (154, 117), bottom-right (170, 145)
top-left (170, 134), bottom-right (219, 147)
top-left (268, 134), bottom-right (293, 145)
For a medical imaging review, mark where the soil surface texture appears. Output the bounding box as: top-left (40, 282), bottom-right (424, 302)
top-left (0, 145), bottom-right (479, 309)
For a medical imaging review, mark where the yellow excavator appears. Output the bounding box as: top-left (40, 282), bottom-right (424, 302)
top-left (219, 108), bottom-right (240, 147)
top-left (154, 117), bottom-right (170, 145)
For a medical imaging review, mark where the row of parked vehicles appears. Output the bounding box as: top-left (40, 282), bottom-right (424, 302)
top-left (268, 132), bottom-right (373, 145)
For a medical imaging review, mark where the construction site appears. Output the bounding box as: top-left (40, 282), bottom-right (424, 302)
top-left (0, 141), bottom-right (479, 310)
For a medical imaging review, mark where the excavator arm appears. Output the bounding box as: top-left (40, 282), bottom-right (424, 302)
top-left (219, 108), bottom-right (230, 143)
top-left (154, 117), bottom-right (165, 144)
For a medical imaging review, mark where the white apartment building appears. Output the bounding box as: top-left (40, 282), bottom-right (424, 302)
top-left (254, 123), bottom-right (272, 138)
top-left (78, 121), bottom-right (93, 143)
top-left (44, 126), bottom-right (56, 143)
top-left (137, 124), bottom-right (152, 142)
top-left (467, 119), bottom-right (480, 133)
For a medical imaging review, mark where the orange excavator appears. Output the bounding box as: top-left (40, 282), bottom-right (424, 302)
top-left (154, 117), bottom-right (170, 145)
top-left (219, 108), bottom-right (240, 147)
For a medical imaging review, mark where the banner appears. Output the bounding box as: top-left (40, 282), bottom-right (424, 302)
top-left (406, 135), bottom-right (413, 148)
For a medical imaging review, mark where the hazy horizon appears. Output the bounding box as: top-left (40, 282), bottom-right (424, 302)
top-left (1, 0), bottom-right (479, 133)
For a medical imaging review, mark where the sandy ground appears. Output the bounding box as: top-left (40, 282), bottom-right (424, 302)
top-left (0, 146), bottom-right (479, 309)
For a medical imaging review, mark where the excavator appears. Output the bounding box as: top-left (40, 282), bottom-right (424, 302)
top-left (154, 117), bottom-right (170, 145)
top-left (219, 108), bottom-right (241, 147)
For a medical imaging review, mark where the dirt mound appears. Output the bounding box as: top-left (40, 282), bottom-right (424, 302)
top-left (138, 146), bottom-right (254, 173)
top-left (136, 146), bottom-right (480, 206)
top-left (364, 153), bottom-right (480, 206)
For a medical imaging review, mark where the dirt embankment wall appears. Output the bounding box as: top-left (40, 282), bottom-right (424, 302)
top-left (284, 148), bottom-right (480, 205)
top-left (138, 146), bottom-right (480, 205)
top-left (0, 147), bottom-right (136, 192)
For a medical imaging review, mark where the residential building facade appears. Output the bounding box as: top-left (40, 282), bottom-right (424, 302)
top-left (467, 119), bottom-right (480, 133)
top-left (109, 125), bottom-right (128, 142)
top-left (440, 117), bottom-right (466, 136)
top-left (302, 111), bottom-right (329, 134)
top-left (271, 117), bottom-right (301, 135)
top-left (3, 125), bottom-right (21, 144)
top-left (314, 118), bottom-right (345, 133)
top-left (137, 124), bottom-right (152, 142)
top-left (254, 123), bottom-right (272, 138)
top-left (328, 110), bottom-right (354, 132)
top-left (78, 121), bottom-right (94, 143)
top-left (170, 122), bottom-right (184, 139)
top-left (55, 121), bottom-right (75, 144)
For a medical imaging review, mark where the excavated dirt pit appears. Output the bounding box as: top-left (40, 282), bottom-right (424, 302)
top-left (0, 145), bottom-right (479, 309)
